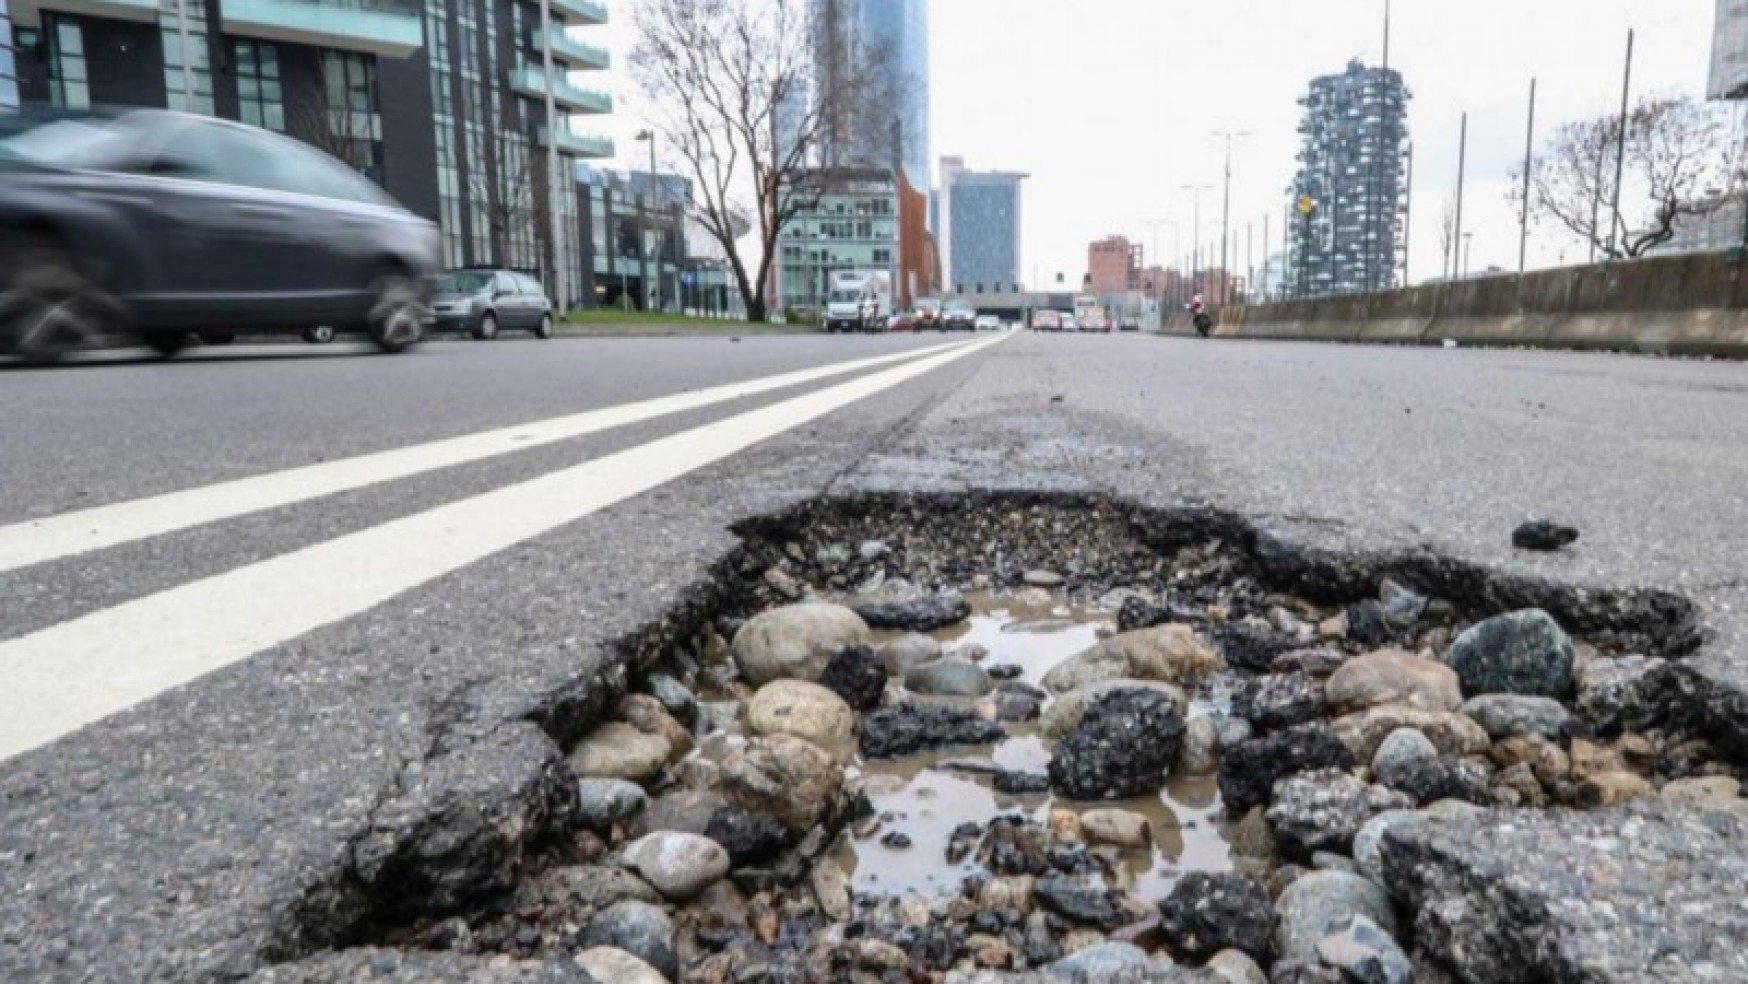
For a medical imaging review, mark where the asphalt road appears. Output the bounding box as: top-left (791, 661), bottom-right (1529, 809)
top-left (3, 330), bottom-right (1748, 982)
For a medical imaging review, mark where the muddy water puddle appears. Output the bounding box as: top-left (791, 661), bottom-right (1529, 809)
top-left (848, 592), bottom-right (1235, 901)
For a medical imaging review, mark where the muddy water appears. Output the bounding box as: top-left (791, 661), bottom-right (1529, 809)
top-left (845, 592), bottom-right (1234, 901)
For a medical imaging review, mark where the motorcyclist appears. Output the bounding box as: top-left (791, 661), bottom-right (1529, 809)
top-left (1188, 293), bottom-right (1212, 337)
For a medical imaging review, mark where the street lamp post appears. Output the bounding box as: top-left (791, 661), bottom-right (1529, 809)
top-left (1212, 131), bottom-right (1250, 305)
top-left (539, 0), bottom-right (566, 313)
top-left (634, 129), bottom-right (656, 311)
top-left (1182, 184), bottom-right (1211, 297)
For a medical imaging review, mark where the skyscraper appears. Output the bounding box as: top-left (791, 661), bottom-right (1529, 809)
top-left (1711, 0), bottom-right (1748, 100)
top-left (938, 155), bottom-right (1026, 293)
top-left (1286, 59), bottom-right (1411, 297)
top-left (810, 0), bottom-right (929, 191)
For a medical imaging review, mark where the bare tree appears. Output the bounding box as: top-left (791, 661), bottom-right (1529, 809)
top-left (632, 0), bottom-right (894, 322)
top-left (1510, 95), bottom-right (1745, 259)
top-left (288, 68), bottom-right (377, 177)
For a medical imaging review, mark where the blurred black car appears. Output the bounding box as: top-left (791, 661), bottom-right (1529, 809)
top-left (433, 268), bottom-right (555, 340)
top-left (0, 109), bottom-right (440, 363)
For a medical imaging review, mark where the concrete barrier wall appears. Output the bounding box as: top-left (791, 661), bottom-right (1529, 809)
top-left (1215, 251), bottom-right (1748, 357)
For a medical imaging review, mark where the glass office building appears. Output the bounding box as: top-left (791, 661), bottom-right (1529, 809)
top-left (812, 0), bottom-right (929, 191)
top-left (0, 0), bottom-right (17, 111)
top-left (943, 164), bottom-right (1025, 294)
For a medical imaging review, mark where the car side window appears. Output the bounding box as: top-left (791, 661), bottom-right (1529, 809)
top-left (494, 273), bottom-right (516, 296)
top-left (158, 122), bottom-right (286, 191)
top-left (269, 137), bottom-right (391, 205)
top-left (517, 274), bottom-right (544, 298)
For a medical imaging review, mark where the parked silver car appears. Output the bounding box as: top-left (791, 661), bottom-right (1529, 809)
top-left (0, 109), bottom-right (440, 362)
top-left (432, 269), bottom-right (555, 340)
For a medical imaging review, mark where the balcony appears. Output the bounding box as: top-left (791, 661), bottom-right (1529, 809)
top-left (8, 0), bottom-right (157, 28)
top-left (538, 125), bottom-right (613, 159)
top-left (219, 0), bottom-right (423, 58)
top-left (550, 0), bottom-right (607, 26)
top-left (511, 65), bottom-right (612, 114)
top-left (545, 30), bottom-right (610, 71)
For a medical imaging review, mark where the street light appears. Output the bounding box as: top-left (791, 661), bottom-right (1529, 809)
top-left (1211, 130), bottom-right (1250, 305)
top-left (1181, 184), bottom-right (1212, 297)
top-left (635, 129), bottom-right (657, 312)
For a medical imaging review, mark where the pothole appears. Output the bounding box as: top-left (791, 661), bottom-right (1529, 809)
top-left (307, 493), bottom-right (1745, 984)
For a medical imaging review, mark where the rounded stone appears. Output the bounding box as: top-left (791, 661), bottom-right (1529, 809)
top-left (1079, 808), bottom-right (1153, 849)
top-left (1206, 948), bottom-right (1268, 984)
top-left (904, 657), bottom-right (995, 698)
top-left (1443, 609), bottom-right (1575, 699)
top-left (576, 778), bottom-right (649, 833)
top-left (570, 723), bottom-right (674, 782)
top-left (620, 831), bottom-right (731, 901)
top-left (732, 603), bottom-right (871, 686)
top-left (575, 947), bottom-right (669, 984)
top-left (580, 901), bottom-right (677, 979)
top-left (745, 679), bottom-right (856, 748)
top-left (1040, 679), bottom-right (1190, 739)
top-left (1326, 649), bottom-right (1464, 715)
top-left (1047, 941), bottom-right (1153, 981)
top-left (720, 735), bottom-right (845, 835)
top-left (877, 633), bottom-right (944, 675)
top-left (1275, 870), bottom-right (1397, 964)
top-left (1460, 694), bottom-right (1574, 740)
top-left (1371, 728), bottom-right (1439, 782)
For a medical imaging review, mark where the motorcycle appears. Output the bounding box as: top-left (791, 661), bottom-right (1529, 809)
top-left (1193, 312), bottom-right (1213, 338)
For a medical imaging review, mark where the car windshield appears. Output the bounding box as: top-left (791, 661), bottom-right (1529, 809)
top-left (829, 290), bottom-right (861, 303)
top-left (437, 272), bottom-right (495, 295)
top-left (946, 301), bottom-right (974, 314)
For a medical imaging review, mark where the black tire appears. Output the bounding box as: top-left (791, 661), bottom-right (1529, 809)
top-left (0, 234), bottom-right (106, 364)
top-left (303, 325), bottom-right (336, 344)
top-left (198, 331), bottom-right (236, 346)
top-left (471, 311), bottom-right (498, 341)
top-left (143, 332), bottom-right (189, 357)
top-left (534, 313), bottom-right (553, 339)
top-left (368, 273), bottom-right (424, 354)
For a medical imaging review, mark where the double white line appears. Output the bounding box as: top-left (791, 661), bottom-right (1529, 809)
top-left (0, 335), bottom-right (1004, 760)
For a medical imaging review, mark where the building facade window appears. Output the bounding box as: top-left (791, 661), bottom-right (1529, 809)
top-left (232, 40), bottom-right (284, 132)
top-left (321, 50), bottom-right (383, 182)
top-left (160, 0), bottom-right (215, 114)
top-left (44, 15), bottom-right (88, 109)
top-left (0, 0), bottom-right (18, 112)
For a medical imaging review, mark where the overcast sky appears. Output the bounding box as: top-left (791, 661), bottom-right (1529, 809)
top-left (595, 0), bottom-right (1719, 287)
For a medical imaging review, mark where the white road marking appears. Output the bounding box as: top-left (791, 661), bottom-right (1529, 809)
top-left (0, 340), bottom-right (973, 575)
top-left (0, 334), bottom-right (1005, 761)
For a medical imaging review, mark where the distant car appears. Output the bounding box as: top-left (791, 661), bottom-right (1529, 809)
top-left (1031, 310), bottom-right (1060, 332)
top-left (0, 109), bottom-right (439, 362)
top-left (1118, 316), bottom-right (1140, 332)
top-left (432, 269), bottom-right (554, 340)
top-left (915, 297), bottom-right (944, 331)
top-left (888, 311), bottom-right (919, 331)
top-left (943, 300), bottom-right (977, 331)
top-left (974, 313), bottom-right (1001, 331)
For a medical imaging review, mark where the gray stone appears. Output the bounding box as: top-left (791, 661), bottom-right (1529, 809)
top-left (1315, 914), bottom-right (1412, 984)
top-left (1378, 756), bottom-right (1491, 807)
top-left (1350, 810), bottom-right (1418, 887)
top-left (646, 674), bottom-right (698, 728)
top-left (1310, 851), bottom-right (1359, 875)
top-left (1574, 652), bottom-right (1667, 733)
top-left (1443, 609), bottom-right (1575, 699)
top-left (575, 778), bottom-right (648, 834)
top-left (1460, 694), bottom-right (1574, 740)
top-left (860, 703), bottom-right (1007, 759)
top-left (811, 859), bottom-right (853, 921)
top-left (1211, 713), bottom-right (1255, 749)
top-left (1042, 680), bottom-right (1190, 739)
top-left (1233, 673), bottom-right (1328, 732)
top-left (619, 832), bottom-right (730, 901)
top-left (1206, 949), bottom-right (1268, 984)
top-left (905, 657), bottom-right (995, 698)
top-left (1380, 802), bottom-right (1748, 984)
top-left (1042, 625), bottom-right (1223, 693)
top-left (853, 592), bottom-right (972, 631)
top-left (1048, 941), bottom-right (1152, 980)
top-left (878, 633), bottom-right (944, 675)
top-left (581, 901), bottom-right (677, 979)
top-left (575, 947), bottom-right (669, 984)
top-left (1330, 705), bottom-right (1491, 764)
top-left (514, 864), bottom-right (662, 911)
top-left (733, 603), bottom-right (871, 686)
top-left (1369, 728), bottom-right (1438, 781)
top-left (631, 789), bottom-right (724, 838)
top-left (1271, 647), bottom-right (1353, 677)
top-left (1274, 870), bottom-right (1397, 964)
top-left (1265, 769), bottom-right (1373, 857)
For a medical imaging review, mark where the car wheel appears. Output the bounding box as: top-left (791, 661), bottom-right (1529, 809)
top-left (0, 234), bottom-right (107, 364)
top-left (535, 313), bottom-right (554, 339)
top-left (472, 312), bottom-right (498, 341)
top-left (368, 273), bottom-right (424, 354)
top-left (143, 332), bottom-right (189, 357)
top-left (198, 331), bottom-right (237, 346)
top-left (303, 325), bottom-right (336, 344)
